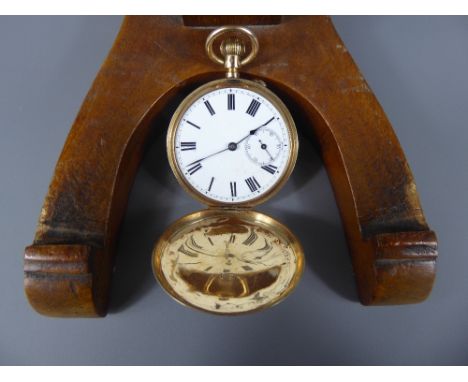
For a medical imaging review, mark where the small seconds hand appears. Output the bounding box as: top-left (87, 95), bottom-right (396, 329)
top-left (186, 116), bottom-right (276, 167)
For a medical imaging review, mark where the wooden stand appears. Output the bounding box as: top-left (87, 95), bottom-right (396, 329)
top-left (24, 16), bottom-right (438, 317)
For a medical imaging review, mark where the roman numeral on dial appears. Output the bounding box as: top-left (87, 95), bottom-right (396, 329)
top-left (227, 94), bottom-right (235, 110)
top-left (180, 142), bottom-right (196, 151)
top-left (246, 99), bottom-right (261, 117)
top-left (261, 164), bottom-right (278, 174)
top-left (245, 176), bottom-right (261, 192)
top-left (230, 181), bottom-right (237, 197)
top-left (208, 177), bottom-right (214, 191)
top-left (187, 163), bottom-right (202, 175)
top-left (204, 100), bottom-right (215, 116)
top-left (186, 120), bottom-right (201, 129)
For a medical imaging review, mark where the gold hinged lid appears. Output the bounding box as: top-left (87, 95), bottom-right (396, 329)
top-left (152, 208), bottom-right (304, 315)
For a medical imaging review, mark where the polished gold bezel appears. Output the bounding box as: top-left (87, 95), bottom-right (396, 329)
top-left (166, 78), bottom-right (298, 208)
top-left (152, 208), bottom-right (305, 315)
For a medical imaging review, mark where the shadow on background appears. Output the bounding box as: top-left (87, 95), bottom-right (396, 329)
top-left (292, 130), bottom-right (357, 301)
top-left (281, 210), bottom-right (357, 302)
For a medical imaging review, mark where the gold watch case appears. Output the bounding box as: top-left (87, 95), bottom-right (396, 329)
top-left (166, 77), bottom-right (299, 208)
top-left (153, 27), bottom-right (304, 315)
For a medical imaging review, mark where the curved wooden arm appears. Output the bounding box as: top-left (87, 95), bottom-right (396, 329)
top-left (24, 16), bottom-right (437, 317)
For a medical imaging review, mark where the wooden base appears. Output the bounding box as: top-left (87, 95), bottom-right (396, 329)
top-left (24, 16), bottom-right (437, 317)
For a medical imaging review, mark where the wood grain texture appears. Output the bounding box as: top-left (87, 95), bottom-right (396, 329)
top-left (183, 16), bottom-right (282, 26)
top-left (24, 16), bottom-right (437, 317)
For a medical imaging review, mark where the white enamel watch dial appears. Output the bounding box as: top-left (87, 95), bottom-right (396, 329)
top-left (167, 80), bottom-right (298, 206)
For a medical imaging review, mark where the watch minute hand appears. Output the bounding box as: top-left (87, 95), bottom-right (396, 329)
top-left (187, 146), bottom-right (229, 166)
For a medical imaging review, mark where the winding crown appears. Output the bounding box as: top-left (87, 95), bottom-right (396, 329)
top-left (220, 38), bottom-right (246, 58)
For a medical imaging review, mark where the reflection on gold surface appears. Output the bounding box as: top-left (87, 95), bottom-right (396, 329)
top-left (179, 266), bottom-right (280, 298)
top-left (153, 210), bottom-right (304, 315)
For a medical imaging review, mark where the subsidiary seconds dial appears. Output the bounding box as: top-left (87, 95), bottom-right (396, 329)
top-left (167, 80), bottom-right (298, 206)
top-left (245, 128), bottom-right (282, 166)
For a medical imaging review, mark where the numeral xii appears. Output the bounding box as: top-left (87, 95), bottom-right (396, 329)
top-left (228, 93), bottom-right (235, 110)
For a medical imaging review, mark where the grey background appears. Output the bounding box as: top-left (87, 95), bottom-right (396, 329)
top-left (0, 16), bottom-right (467, 365)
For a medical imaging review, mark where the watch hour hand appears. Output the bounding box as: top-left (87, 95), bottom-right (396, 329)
top-left (236, 116), bottom-right (275, 145)
top-left (250, 116), bottom-right (275, 135)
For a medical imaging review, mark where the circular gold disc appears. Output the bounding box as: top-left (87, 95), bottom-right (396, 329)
top-left (152, 209), bottom-right (304, 315)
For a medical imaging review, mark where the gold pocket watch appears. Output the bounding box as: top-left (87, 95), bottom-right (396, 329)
top-left (152, 26), bottom-right (304, 315)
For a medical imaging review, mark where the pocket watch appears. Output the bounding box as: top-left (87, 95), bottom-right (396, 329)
top-left (152, 26), bottom-right (304, 315)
